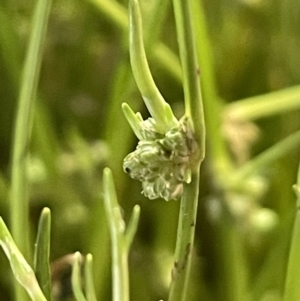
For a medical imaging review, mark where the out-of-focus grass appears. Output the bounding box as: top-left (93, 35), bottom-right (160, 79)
top-left (0, 0), bottom-right (300, 300)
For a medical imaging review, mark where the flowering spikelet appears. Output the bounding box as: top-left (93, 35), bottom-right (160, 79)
top-left (123, 117), bottom-right (197, 201)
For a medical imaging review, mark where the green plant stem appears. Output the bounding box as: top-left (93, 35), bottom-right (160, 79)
top-left (102, 168), bottom-right (140, 301)
top-left (168, 1), bottom-right (205, 300)
top-left (86, 193), bottom-right (110, 301)
top-left (168, 169), bottom-right (200, 301)
top-left (10, 0), bottom-right (52, 299)
top-left (0, 218), bottom-right (47, 301)
top-left (129, 0), bottom-right (178, 133)
top-left (191, 0), bottom-right (232, 176)
top-left (172, 0), bottom-right (205, 154)
top-left (34, 208), bottom-right (52, 301)
top-left (103, 168), bottom-right (131, 301)
top-left (72, 252), bottom-right (87, 301)
top-left (84, 254), bottom-right (98, 301)
top-left (215, 204), bottom-right (249, 301)
top-left (282, 162), bottom-right (300, 301)
top-left (224, 85), bottom-right (300, 121)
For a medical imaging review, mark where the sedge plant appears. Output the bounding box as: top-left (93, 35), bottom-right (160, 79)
top-left (2, 0), bottom-right (300, 301)
top-left (122, 1), bottom-right (205, 301)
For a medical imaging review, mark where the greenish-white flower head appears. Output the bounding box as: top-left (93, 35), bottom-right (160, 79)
top-left (123, 117), bottom-right (197, 201)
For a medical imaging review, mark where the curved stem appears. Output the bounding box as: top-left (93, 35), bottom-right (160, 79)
top-left (0, 218), bottom-right (47, 301)
top-left (129, 0), bottom-right (178, 133)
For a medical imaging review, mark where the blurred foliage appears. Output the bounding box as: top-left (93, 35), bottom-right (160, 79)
top-left (0, 0), bottom-right (300, 300)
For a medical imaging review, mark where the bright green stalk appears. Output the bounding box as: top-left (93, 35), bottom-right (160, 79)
top-left (84, 254), bottom-right (98, 301)
top-left (168, 1), bottom-right (205, 300)
top-left (0, 218), bottom-right (47, 301)
top-left (283, 162), bottom-right (300, 301)
top-left (34, 208), bottom-right (52, 301)
top-left (104, 170), bottom-right (129, 301)
top-left (190, 3), bottom-right (250, 300)
top-left (168, 170), bottom-right (200, 301)
top-left (191, 0), bottom-right (232, 176)
top-left (10, 0), bottom-right (52, 300)
top-left (129, 0), bottom-right (178, 133)
top-left (103, 168), bottom-right (140, 301)
top-left (224, 85), bottom-right (300, 121)
top-left (172, 0), bottom-right (205, 154)
top-left (72, 252), bottom-right (87, 301)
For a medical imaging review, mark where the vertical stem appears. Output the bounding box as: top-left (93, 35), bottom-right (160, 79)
top-left (10, 0), bottom-right (52, 299)
top-left (103, 168), bottom-right (129, 301)
top-left (34, 208), bottom-right (52, 301)
top-left (189, 3), bottom-right (250, 300)
top-left (72, 253), bottom-right (87, 301)
top-left (190, 0), bottom-right (232, 176)
top-left (172, 0), bottom-right (205, 156)
top-left (215, 207), bottom-right (249, 301)
top-left (169, 1), bottom-right (205, 300)
top-left (84, 254), bottom-right (98, 301)
top-left (168, 169), bottom-right (200, 301)
top-left (283, 162), bottom-right (300, 301)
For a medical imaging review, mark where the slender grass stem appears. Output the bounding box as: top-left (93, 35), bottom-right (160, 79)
top-left (224, 85), bottom-right (300, 121)
top-left (168, 169), bottom-right (200, 301)
top-left (34, 208), bottom-right (52, 301)
top-left (282, 162), bottom-right (300, 301)
top-left (10, 0), bottom-right (52, 299)
top-left (84, 254), bottom-right (98, 301)
top-left (0, 218), bottom-right (47, 301)
top-left (215, 205), bottom-right (249, 301)
top-left (191, 0), bottom-right (233, 176)
top-left (104, 168), bottom-right (129, 301)
top-left (172, 0), bottom-right (205, 154)
top-left (129, 0), bottom-right (178, 133)
top-left (168, 1), bottom-right (205, 300)
top-left (72, 252), bottom-right (87, 301)
top-left (103, 168), bottom-right (140, 301)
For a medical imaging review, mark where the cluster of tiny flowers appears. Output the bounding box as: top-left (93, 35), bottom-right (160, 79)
top-left (123, 117), bottom-right (196, 201)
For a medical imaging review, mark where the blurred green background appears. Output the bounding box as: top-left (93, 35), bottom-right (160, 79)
top-left (0, 0), bottom-right (300, 300)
